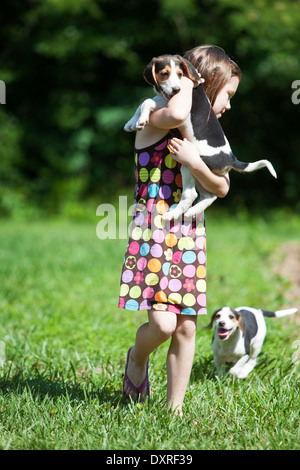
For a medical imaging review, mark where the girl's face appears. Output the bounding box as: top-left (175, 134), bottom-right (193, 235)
top-left (213, 76), bottom-right (240, 119)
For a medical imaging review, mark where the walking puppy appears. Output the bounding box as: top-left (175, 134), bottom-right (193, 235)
top-left (204, 306), bottom-right (297, 378)
top-left (124, 55), bottom-right (277, 220)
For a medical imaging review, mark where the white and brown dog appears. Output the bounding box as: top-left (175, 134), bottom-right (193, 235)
top-left (205, 306), bottom-right (297, 378)
top-left (124, 54), bottom-right (277, 220)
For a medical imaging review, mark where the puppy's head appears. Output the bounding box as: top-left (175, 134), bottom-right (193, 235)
top-left (204, 307), bottom-right (245, 340)
top-left (143, 54), bottom-right (202, 99)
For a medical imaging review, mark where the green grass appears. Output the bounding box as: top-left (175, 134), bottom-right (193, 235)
top-left (0, 210), bottom-right (299, 450)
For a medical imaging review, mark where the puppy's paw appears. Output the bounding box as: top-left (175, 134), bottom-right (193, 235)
top-left (162, 211), bottom-right (176, 222)
top-left (124, 120), bottom-right (136, 132)
top-left (136, 118), bottom-right (148, 130)
top-left (229, 367), bottom-right (250, 379)
top-left (137, 111), bottom-right (151, 130)
top-left (162, 206), bottom-right (185, 221)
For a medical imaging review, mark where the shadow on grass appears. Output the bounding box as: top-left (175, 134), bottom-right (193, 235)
top-left (0, 362), bottom-right (129, 408)
top-left (1, 353), bottom-right (294, 412)
top-left (190, 355), bottom-right (216, 382)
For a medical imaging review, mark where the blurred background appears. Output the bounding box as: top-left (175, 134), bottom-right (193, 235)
top-left (0, 0), bottom-right (300, 219)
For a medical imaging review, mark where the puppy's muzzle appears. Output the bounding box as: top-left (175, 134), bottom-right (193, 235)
top-left (162, 86), bottom-right (181, 100)
top-left (217, 324), bottom-right (232, 340)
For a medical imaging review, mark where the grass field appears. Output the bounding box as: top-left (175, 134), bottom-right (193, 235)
top-left (0, 209), bottom-right (299, 450)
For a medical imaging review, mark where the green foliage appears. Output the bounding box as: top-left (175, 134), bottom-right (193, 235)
top-left (0, 0), bottom-right (300, 216)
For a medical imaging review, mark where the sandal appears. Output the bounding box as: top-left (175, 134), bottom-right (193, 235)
top-left (123, 347), bottom-right (150, 402)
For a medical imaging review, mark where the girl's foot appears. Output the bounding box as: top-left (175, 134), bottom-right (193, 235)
top-left (123, 347), bottom-right (150, 402)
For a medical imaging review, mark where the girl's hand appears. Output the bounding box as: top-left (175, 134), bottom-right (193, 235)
top-left (167, 137), bottom-right (200, 168)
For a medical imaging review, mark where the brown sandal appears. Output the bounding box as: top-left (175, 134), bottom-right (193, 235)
top-left (123, 347), bottom-right (150, 402)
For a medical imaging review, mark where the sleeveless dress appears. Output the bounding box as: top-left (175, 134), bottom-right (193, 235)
top-left (118, 131), bottom-right (207, 316)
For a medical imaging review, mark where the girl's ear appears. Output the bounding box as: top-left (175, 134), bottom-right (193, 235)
top-left (203, 309), bottom-right (220, 329)
top-left (143, 58), bottom-right (158, 87)
top-left (177, 56), bottom-right (203, 86)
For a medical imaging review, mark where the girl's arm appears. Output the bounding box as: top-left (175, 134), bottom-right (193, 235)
top-left (190, 159), bottom-right (230, 198)
top-left (148, 77), bottom-right (194, 129)
top-left (167, 137), bottom-right (230, 198)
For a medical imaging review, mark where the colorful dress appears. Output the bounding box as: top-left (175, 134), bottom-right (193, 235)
top-left (118, 131), bottom-right (207, 315)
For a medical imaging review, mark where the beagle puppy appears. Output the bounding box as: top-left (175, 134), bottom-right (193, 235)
top-left (205, 306), bottom-right (297, 378)
top-left (124, 54), bottom-right (277, 220)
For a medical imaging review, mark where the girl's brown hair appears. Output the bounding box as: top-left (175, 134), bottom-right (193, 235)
top-left (184, 45), bottom-right (242, 106)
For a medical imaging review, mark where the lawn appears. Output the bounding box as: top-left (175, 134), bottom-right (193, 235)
top-left (0, 209), bottom-right (299, 450)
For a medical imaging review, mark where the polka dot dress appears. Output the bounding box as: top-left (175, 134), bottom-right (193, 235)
top-left (118, 132), bottom-right (207, 315)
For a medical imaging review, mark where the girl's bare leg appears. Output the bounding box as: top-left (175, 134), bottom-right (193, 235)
top-left (166, 315), bottom-right (197, 415)
top-left (124, 310), bottom-right (177, 401)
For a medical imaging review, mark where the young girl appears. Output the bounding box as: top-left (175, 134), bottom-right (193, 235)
top-left (119, 45), bottom-right (241, 414)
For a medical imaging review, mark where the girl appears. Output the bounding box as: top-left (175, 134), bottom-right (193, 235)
top-left (119, 45), bottom-right (241, 414)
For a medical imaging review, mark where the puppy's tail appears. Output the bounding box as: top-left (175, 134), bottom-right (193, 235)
top-left (233, 159), bottom-right (277, 179)
top-left (262, 308), bottom-right (298, 318)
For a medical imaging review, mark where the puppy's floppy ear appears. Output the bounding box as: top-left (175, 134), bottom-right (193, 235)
top-left (203, 309), bottom-right (220, 329)
top-left (143, 58), bottom-right (158, 88)
top-left (234, 310), bottom-right (246, 336)
top-left (176, 56), bottom-right (203, 86)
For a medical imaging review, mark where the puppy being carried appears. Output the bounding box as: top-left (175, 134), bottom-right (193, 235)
top-left (124, 54), bottom-right (277, 220)
top-left (205, 306), bottom-right (297, 378)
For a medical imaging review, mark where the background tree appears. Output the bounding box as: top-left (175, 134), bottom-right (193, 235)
top-left (0, 0), bottom-right (299, 216)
